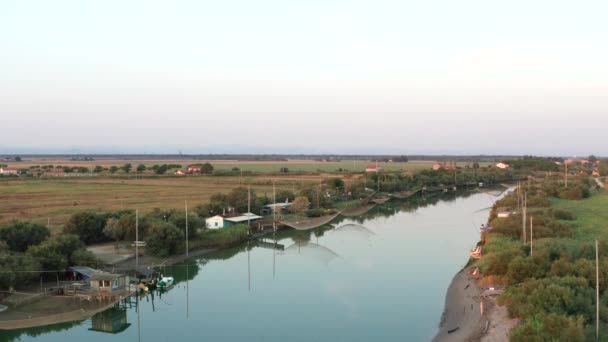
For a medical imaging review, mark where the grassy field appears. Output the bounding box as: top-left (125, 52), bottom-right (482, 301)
top-left (552, 188), bottom-right (608, 241)
top-left (4, 158), bottom-right (490, 173)
top-left (0, 174), bottom-right (332, 228)
top-left (0, 158), bottom-right (492, 228)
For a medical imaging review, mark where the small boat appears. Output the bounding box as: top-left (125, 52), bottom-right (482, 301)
top-left (157, 276), bottom-right (174, 289)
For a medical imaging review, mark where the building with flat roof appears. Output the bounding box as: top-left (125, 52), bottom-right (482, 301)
top-left (224, 213), bottom-right (262, 226)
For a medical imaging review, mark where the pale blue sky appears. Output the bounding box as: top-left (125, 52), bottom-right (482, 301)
top-left (1, 0), bottom-right (607, 155)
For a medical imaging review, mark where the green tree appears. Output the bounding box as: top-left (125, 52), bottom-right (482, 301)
top-left (169, 213), bottom-right (202, 239)
top-left (145, 221), bottom-right (183, 257)
top-left (27, 234), bottom-right (86, 270)
top-left (201, 162), bottom-right (214, 174)
top-left (0, 221), bottom-right (50, 252)
top-left (93, 165), bottom-right (103, 173)
top-left (63, 212), bottom-right (109, 244)
top-left (227, 187), bottom-right (259, 213)
top-left (109, 166), bottom-right (119, 174)
top-left (136, 164), bottom-right (146, 173)
top-left (0, 253), bottom-right (40, 289)
top-left (121, 163), bottom-right (132, 173)
top-left (155, 164), bottom-right (168, 174)
top-left (15, 156), bottom-right (22, 162)
top-left (325, 178), bottom-right (345, 191)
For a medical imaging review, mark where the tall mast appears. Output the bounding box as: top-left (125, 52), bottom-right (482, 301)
top-left (135, 209), bottom-right (139, 269)
top-left (273, 181), bottom-right (276, 232)
top-left (247, 184), bottom-right (251, 227)
top-left (185, 200), bottom-right (189, 257)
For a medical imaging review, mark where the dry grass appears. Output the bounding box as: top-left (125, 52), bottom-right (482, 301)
top-left (0, 174), bottom-right (328, 229)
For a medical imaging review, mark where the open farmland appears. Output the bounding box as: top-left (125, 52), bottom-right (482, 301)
top-left (4, 158), bottom-right (490, 173)
top-left (0, 174), bottom-right (335, 229)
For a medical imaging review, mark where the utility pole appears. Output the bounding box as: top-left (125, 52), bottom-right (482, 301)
top-left (522, 192), bottom-right (527, 244)
top-left (185, 200), bottom-right (189, 257)
top-left (273, 181), bottom-right (277, 233)
top-left (247, 185), bottom-right (251, 227)
top-left (135, 209), bottom-right (139, 270)
top-left (530, 217), bottom-right (534, 257)
top-left (565, 162), bottom-right (568, 188)
top-left (596, 239), bottom-right (599, 341)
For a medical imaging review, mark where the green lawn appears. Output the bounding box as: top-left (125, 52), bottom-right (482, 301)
top-left (552, 189), bottom-right (608, 241)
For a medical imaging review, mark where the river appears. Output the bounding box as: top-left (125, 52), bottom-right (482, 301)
top-left (3, 189), bottom-right (503, 342)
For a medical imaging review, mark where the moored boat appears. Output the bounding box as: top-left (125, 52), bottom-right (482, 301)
top-left (157, 276), bottom-right (174, 289)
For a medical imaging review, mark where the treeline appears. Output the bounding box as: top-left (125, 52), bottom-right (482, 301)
top-left (0, 221), bottom-right (98, 289)
top-left (477, 176), bottom-right (605, 341)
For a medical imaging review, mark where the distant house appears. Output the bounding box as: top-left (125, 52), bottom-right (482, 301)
top-left (175, 170), bottom-right (185, 175)
top-left (496, 162), bottom-right (510, 169)
top-left (224, 213), bottom-right (262, 227)
top-left (205, 215), bottom-right (224, 229)
top-left (365, 165), bottom-right (384, 173)
top-left (186, 166), bottom-right (202, 174)
top-left (432, 163), bottom-right (453, 171)
top-left (0, 167), bottom-right (18, 175)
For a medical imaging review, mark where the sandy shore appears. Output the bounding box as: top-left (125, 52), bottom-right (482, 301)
top-left (432, 269), bottom-right (484, 342)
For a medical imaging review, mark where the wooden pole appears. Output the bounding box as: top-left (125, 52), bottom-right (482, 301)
top-left (530, 217), bottom-right (534, 257)
top-left (596, 239), bottom-right (599, 341)
top-left (521, 192), bottom-right (528, 245)
top-left (565, 162), bottom-right (568, 188)
top-left (185, 200), bottom-right (189, 256)
top-left (135, 209), bottom-right (139, 269)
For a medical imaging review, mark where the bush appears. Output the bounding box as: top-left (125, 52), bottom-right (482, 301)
top-left (549, 208), bottom-right (576, 221)
top-left (193, 224), bottom-right (248, 249)
top-left (511, 313), bottom-right (584, 342)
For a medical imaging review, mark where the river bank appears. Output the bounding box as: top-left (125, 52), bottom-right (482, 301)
top-left (432, 268), bottom-right (483, 342)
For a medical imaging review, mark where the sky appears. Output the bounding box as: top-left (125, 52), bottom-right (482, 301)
top-left (1, 0), bottom-right (607, 155)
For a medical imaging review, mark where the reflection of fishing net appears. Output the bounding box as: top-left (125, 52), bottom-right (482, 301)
top-left (279, 213), bottom-right (340, 231)
top-left (340, 204), bottom-right (376, 217)
top-left (335, 224), bottom-right (375, 240)
top-left (284, 242), bottom-right (340, 264)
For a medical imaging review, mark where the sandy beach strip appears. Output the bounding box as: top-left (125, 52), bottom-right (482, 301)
top-left (432, 268), bottom-right (484, 342)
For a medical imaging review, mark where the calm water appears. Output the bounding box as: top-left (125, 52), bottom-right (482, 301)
top-left (3, 190), bottom-right (503, 342)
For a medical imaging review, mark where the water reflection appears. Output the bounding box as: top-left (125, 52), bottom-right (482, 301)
top-left (284, 242), bottom-right (340, 265)
top-left (5, 187), bottom-right (508, 342)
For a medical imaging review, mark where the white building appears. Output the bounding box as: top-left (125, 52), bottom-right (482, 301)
top-left (0, 167), bottom-right (18, 175)
top-left (224, 213), bottom-right (262, 226)
top-left (205, 215), bottom-right (224, 229)
top-left (496, 163), bottom-right (510, 169)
